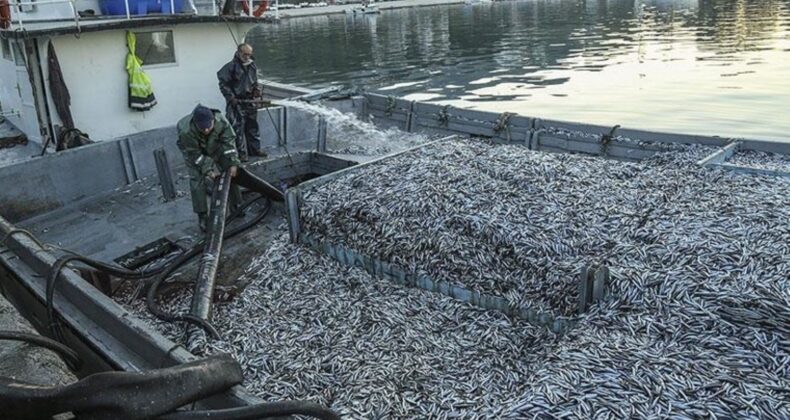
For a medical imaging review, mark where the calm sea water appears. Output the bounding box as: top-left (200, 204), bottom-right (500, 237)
top-left (248, 0), bottom-right (790, 142)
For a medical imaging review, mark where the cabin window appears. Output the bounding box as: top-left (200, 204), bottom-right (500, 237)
top-left (1, 39), bottom-right (11, 61)
top-left (134, 31), bottom-right (176, 67)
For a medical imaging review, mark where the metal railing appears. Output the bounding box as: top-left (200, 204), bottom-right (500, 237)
top-left (8, 0), bottom-right (81, 32)
top-left (4, 0), bottom-right (280, 32)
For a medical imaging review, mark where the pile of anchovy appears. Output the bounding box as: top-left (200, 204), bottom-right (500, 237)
top-left (131, 235), bottom-right (557, 418)
top-left (125, 138), bottom-right (788, 418)
top-left (300, 139), bottom-right (678, 316)
top-left (727, 149), bottom-right (790, 173)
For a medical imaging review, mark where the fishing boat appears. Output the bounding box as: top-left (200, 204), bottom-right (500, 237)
top-left (346, 2), bottom-right (380, 14)
top-left (1, 0), bottom-right (789, 418)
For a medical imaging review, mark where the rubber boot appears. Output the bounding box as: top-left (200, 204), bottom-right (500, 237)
top-left (197, 212), bottom-right (208, 232)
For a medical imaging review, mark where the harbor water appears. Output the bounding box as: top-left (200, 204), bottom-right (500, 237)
top-left (249, 0), bottom-right (790, 142)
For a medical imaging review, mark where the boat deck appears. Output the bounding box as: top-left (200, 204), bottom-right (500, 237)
top-left (22, 165), bottom-right (199, 262)
top-left (0, 119), bottom-right (36, 168)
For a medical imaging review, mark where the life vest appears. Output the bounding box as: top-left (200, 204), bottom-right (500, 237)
top-left (1, 0), bottom-right (11, 30)
top-left (125, 31), bottom-right (157, 111)
top-left (241, 0), bottom-right (268, 17)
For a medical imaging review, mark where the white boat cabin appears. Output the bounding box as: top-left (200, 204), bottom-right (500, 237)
top-left (0, 0), bottom-right (275, 148)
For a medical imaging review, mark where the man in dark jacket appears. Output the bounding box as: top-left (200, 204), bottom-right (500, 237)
top-left (217, 43), bottom-right (266, 162)
top-left (177, 105), bottom-right (241, 231)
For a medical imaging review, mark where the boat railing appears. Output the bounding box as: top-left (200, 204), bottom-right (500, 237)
top-left (3, 0), bottom-right (279, 32)
top-left (6, 0), bottom-right (81, 32)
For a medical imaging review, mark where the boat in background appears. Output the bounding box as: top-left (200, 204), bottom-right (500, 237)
top-left (347, 1), bottom-right (380, 14)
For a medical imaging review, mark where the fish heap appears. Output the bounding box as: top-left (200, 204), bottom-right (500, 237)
top-left (131, 235), bottom-right (557, 418)
top-left (300, 138), bottom-right (677, 317)
top-left (727, 149), bottom-right (790, 173)
top-left (127, 138), bottom-right (789, 418)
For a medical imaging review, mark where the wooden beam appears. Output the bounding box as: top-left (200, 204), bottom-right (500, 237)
top-left (698, 141), bottom-right (740, 166)
top-left (714, 163), bottom-right (790, 178)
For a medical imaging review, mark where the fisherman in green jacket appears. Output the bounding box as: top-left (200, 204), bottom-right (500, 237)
top-left (177, 105), bottom-right (242, 231)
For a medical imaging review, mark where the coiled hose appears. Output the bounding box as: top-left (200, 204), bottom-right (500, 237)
top-left (46, 194), bottom-right (271, 344)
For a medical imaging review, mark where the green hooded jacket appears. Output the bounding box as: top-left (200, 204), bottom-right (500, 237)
top-left (176, 110), bottom-right (241, 177)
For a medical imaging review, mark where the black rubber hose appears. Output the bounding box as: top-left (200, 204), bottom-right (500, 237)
top-left (114, 193), bottom-right (266, 296)
top-left (145, 197), bottom-right (272, 338)
top-left (0, 330), bottom-right (82, 369)
top-left (45, 254), bottom-right (225, 343)
top-left (46, 195), bottom-right (271, 344)
top-left (158, 400), bottom-right (341, 420)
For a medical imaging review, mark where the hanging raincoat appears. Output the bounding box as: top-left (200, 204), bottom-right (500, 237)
top-left (126, 31), bottom-right (157, 111)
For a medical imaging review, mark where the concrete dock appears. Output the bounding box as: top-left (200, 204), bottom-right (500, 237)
top-left (276, 0), bottom-right (467, 19)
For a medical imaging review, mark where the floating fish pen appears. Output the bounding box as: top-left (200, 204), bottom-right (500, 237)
top-left (126, 136), bottom-right (789, 418)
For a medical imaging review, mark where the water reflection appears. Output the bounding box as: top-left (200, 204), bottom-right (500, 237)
top-left (249, 0), bottom-right (790, 141)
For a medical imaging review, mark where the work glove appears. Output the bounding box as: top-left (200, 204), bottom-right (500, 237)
top-left (206, 170), bottom-right (220, 182)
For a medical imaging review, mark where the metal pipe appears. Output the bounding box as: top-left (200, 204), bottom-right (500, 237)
top-left (125, 0), bottom-right (130, 19)
top-left (189, 170), bottom-right (232, 322)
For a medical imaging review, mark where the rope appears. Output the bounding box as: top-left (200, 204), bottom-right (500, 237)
top-left (384, 95), bottom-right (396, 116)
top-left (600, 124), bottom-right (621, 156)
top-left (436, 105), bottom-right (451, 128)
top-left (493, 112), bottom-right (516, 142)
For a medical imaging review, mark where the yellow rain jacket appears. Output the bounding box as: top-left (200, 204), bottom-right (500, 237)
top-left (126, 32), bottom-right (157, 111)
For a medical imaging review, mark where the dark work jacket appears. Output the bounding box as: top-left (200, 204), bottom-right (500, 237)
top-left (217, 55), bottom-right (260, 101)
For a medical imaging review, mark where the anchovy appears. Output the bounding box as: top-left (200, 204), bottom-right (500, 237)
top-left (119, 138), bottom-right (789, 419)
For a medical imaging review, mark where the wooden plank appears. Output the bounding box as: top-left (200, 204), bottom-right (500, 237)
top-left (539, 135), bottom-right (601, 155)
top-left (368, 109), bottom-right (409, 123)
top-left (404, 101), bottom-right (416, 132)
top-left (285, 189), bottom-right (301, 243)
top-left (698, 142), bottom-right (740, 166)
top-left (365, 94), bottom-right (413, 115)
top-left (577, 265), bottom-right (593, 314)
top-left (537, 117), bottom-right (736, 148)
top-left (739, 140), bottom-right (790, 155)
top-left (605, 144), bottom-right (658, 161)
top-left (615, 127), bottom-right (729, 147)
top-left (546, 128), bottom-right (670, 153)
top-left (412, 102), bottom-right (444, 114)
top-left (153, 148), bottom-right (176, 202)
top-left (413, 115), bottom-right (451, 131)
top-left (536, 118), bottom-right (615, 139)
top-left (316, 117), bottom-right (327, 153)
top-left (367, 103), bottom-right (412, 114)
top-left (409, 105), bottom-right (532, 142)
top-left (714, 163), bottom-right (790, 178)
